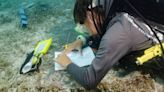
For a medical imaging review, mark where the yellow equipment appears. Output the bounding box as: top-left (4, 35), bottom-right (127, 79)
top-left (32, 38), bottom-right (52, 64)
top-left (136, 43), bottom-right (164, 65)
top-left (20, 38), bottom-right (52, 74)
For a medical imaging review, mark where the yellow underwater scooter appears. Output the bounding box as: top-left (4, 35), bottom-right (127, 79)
top-left (20, 38), bottom-right (52, 74)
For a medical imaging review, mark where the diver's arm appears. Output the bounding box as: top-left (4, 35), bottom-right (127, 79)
top-left (67, 22), bottom-right (132, 89)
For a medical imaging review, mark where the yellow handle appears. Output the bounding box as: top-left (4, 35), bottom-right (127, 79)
top-left (32, 56), bottom-right (38, 64)
top-left (136, 43), bottom-right (164, 65)
top-left (136, 52), bottom-right (155, 65)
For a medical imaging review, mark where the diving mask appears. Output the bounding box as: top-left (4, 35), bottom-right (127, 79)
top-left (74, 24), bottom-right (91, 36)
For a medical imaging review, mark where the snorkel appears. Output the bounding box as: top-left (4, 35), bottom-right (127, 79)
top-left (75, 24), bottom-right (91, 36)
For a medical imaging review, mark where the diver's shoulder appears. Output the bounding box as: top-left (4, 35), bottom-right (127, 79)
top-left (108, 12), bottom-right (132, 25)
top-left (113, 12), bottom-right (138, 21)
top-left (107, 12), bottom-right (132, 30)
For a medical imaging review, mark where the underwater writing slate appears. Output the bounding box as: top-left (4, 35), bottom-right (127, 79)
top-left (54, 47), bottom-right (95, 71)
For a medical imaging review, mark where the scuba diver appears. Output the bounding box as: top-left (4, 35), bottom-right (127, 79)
top-left (55, 0), bottom-right (164, 89)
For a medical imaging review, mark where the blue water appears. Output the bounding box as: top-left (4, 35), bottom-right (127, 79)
top-left (0, 0), bottom-right (79, 54)
top-left (31, 0), bottom-right (78, 49)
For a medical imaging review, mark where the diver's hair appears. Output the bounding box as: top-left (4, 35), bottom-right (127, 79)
top-left (73, 0), bottom-right (92, 24)
top-left (73, 0), bottom-right (106, 37)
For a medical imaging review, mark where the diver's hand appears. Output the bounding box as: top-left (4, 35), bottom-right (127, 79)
top-left (55, 53), bottom-right (72, 68)
top-left (63, 39), bottom-right (83, 54)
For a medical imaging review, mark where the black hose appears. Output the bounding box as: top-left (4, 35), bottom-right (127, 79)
top-left (90, 0), bottom-right (101, 36)
top-left (124, 0), bottom-right (164, 55)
